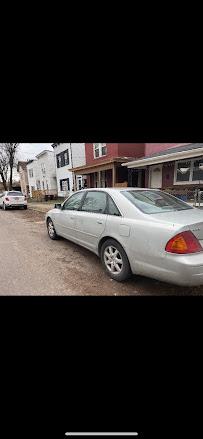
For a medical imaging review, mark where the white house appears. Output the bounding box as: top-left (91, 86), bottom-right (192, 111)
top-left (52, 143), bottom-right (86, 197)
top-left (27, 150), bottom-right (57, 197)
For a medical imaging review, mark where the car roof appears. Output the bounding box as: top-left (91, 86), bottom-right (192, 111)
top-left (76, 188), bottom-right (160, 193)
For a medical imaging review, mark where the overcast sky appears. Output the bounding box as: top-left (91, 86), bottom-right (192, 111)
top-left (18, 143), bottom-right (53, 160)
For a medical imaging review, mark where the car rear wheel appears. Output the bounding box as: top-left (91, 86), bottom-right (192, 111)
top-left (47, 218), bottom-right (58, 240)
top-left (101, 239), bottom-right (132, 282)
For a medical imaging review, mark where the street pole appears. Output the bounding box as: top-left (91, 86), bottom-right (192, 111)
top-left (69, 143), bottom-right (76, 191)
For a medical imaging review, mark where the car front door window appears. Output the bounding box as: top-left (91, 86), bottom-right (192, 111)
top-left (63, 192), bottom-right (85, 211)
top-left (80, 191), bottom-right (107, 214)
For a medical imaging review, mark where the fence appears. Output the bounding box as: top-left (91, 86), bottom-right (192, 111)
top-left (31, 189), bottom-right (58, 201)
top-left (193, 190), bottom-right (203, 207)
top-left (164, 188), bottom-right (194, 200)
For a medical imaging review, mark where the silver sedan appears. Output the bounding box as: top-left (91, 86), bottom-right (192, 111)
top-left (45, 188), bottom-right (203, 286)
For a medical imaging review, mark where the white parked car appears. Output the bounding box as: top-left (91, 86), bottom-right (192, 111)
top-left (0, 191), bottom-right (27, 210)
top-left (46, 188), bottom-right (203, 286)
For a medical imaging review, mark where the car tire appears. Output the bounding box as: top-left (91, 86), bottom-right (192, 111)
top-left (3, 203), bottom-right (7, 211)
top-left (47, 218), bottom-right (58, 240)
top-left (24, 206), bottom-right (27, 210)
top-left (101, 239), bottom-right (132, 282)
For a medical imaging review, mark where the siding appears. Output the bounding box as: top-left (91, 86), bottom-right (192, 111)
top-left (27, 152), bottom-right (57, 197)
top-left (85, 143), bottom-right (119, 165)
top-left (54, 143), bottom-right (86, 196)
top-left (118, 143), bottom-right (145, 158)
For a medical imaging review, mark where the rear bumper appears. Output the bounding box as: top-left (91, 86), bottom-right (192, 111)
top-left (131, 252), bottom-right (203, 287)
top-left (5, 204), bottom-right (27, 208)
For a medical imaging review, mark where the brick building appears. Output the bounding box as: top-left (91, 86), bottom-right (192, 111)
top-left (124, 143), bottom-right (203, 197)
top-left (72, 143), bottom-right (145, 188)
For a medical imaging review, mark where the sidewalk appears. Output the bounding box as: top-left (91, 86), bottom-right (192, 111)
top-left (28, 201), bottom-right (57, 213)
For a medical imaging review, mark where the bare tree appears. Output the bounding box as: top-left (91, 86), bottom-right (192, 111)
top-left (0, 145), bottom-right (9, 190)
top-left (2, 143), bottom-right (19, 190)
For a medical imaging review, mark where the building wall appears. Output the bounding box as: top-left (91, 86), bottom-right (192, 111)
top-left (118, 143), bottom-right (145, 158)
top-left (27, 160), bottom-right (40, 197)
top-left (18, 165), bottom-right (29, 195)
top-left (36, 151), bottom-right (57, 192)
top-left (53, 143), bottom-right (86, 197)
top-left (85, 143), bottom-right (146, 166)
top-left (85, 144), bottom-right (119, 165)
top-left (27, 152), bottom-right (57, 197)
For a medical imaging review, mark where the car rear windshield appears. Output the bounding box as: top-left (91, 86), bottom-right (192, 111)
top-left (121, 190), bottom-right (193, 214)
top-left (8, 192), bottom-right (23, 197)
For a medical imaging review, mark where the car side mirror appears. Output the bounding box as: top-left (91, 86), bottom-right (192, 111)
top-left (55, 203), bottom-right (62, 209)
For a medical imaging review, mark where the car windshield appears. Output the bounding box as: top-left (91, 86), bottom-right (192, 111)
top-left (121, 190), bottom-right (193, 215)
top-left (8, 192), bottom-right (23, 197)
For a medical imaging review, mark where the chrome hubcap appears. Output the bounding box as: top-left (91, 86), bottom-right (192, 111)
top-left (104, 246), bottom-right (123, 274)
top-left (48, 221), bottom-right (55, 238)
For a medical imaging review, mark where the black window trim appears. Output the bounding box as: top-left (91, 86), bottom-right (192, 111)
top-left (56, 149), bottom-right (70, 168)
top-left (60, 178), bottom-right (70, 192)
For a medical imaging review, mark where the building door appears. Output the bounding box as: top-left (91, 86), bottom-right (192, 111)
top-left (149, 165), bottom-right (163, 188)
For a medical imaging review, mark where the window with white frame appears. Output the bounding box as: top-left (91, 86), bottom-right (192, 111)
top-left (41, 163), bottom-right (46, 175)
top-left (29, 169), bottom-right (33, 178)
top-left (93, 143), bottom-right (107, 159)
top-left (174, 157), bottom-right (203, 184)
top-left (192, 158), bottom-right (203, 181)
top-left (176, 160), bottom-right (191, 182)
top-left (36, 180), bottom-right (41, 190)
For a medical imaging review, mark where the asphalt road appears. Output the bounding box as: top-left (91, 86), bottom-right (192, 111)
top-left (0, 208), bottom-right (203, 295)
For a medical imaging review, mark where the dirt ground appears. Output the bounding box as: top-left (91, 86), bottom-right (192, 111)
top-left (0, 208), bottom-right (203, 295)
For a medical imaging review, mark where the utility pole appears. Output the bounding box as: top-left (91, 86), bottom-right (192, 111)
top-left (70, 143), bottom-right (76, 191)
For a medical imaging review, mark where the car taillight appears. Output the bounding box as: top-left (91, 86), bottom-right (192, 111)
top-left (5, 197), bottom-right (9, 201)
top-left (165, 231), bottom-right (203, 254)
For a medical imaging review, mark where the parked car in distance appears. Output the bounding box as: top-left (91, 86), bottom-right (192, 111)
top-left (45, 188), bottom-right (203, 286)
top-left (0, 191), bottom-right (27, 210)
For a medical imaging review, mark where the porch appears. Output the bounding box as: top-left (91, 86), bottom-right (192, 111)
top-left (71, 158), bottom-right (130, 188)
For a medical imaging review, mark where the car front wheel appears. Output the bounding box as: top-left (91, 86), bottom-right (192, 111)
top-left (47, 218), bottom-right (58, 240)
top-left (101, 239), bottom-right (132, 282)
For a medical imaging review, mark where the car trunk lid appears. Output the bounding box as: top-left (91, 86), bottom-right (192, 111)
top-left (151, 208), bottom-right (203, 241)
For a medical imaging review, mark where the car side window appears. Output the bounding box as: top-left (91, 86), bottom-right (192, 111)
top-left (63, 192), bottom-right (84, 211)
top-left (81, 191), bottom-right (107, 214)
top-left (107, 195), bottom-right (121, 216)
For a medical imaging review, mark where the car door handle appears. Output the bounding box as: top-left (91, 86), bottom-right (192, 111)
top-left (97, 220), bottom-right (103, 224)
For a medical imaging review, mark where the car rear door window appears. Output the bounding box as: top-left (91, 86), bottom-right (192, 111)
top-left (81, 191), bottom-right (107, 214)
